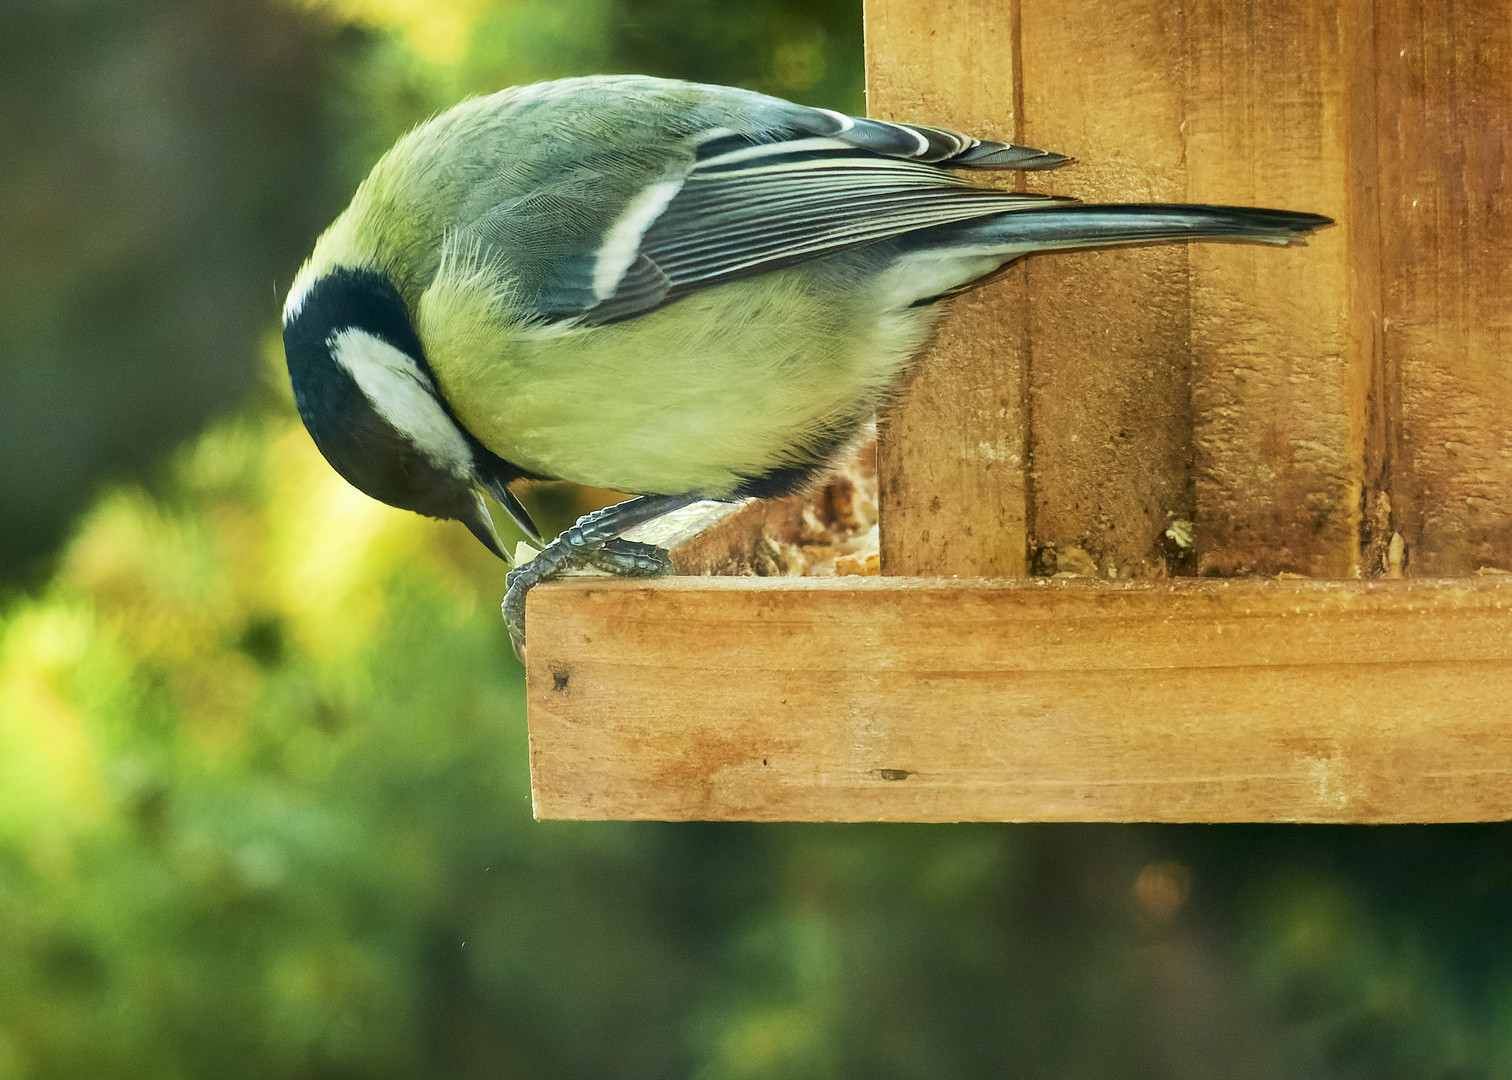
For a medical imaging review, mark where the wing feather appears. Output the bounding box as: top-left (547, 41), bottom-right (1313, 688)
top-left (520, 91), bottom-right (1071, 324)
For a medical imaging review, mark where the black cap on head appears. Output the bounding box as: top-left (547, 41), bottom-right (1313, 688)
top-left (283, 268), bottom-right (486, 521)
top-left (283, 266), bottom-right (543, 556)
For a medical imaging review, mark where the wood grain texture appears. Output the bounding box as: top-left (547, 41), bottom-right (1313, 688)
top-left (527, 576), bottom-right (1512, 823)
top-left (1377, 1), bottom-right (1512, 576)
top-left (1018, 2), bottom-right (1197, 580)
top-left (1183, 0), bottom-right (1359, 577)
top-left (1344, 0), bottom-right (1392, 578)
top-left (865, 0), bottom-right (1370, 579)
top-left (865, 0), bottom-right (1031, 577)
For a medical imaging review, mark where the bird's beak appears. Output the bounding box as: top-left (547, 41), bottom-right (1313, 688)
top-left (462, 490), bottom-right (512, 563)
top-left (481, 478), bottom-right (543, 543)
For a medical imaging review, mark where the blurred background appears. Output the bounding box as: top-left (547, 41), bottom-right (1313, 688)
top-left (2, 0), bottom-right (1511, 1076)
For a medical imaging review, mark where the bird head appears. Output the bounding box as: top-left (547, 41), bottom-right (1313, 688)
top-left (281, 265), bottom-right (539, 559)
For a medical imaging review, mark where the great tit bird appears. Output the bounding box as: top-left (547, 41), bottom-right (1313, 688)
top-left (282, 74), bottom-right (1330, 652)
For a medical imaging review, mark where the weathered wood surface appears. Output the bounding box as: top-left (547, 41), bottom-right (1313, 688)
top-left (1181, 0), bottom-right (1358, 578)
top-left (865, 0), bottom-right (1032, 577)
top-left (1376, 1), bottom-right (1512, 576)
top-left (527, 576), bottom-right (1512, 823)
top-left (1016, 2), bottom-right (1202, 581)
top-left (863, 0), bottom-right (1511, 581)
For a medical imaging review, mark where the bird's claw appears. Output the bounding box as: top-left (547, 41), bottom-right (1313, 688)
top-left (503, 534), bottom-right (674, 661)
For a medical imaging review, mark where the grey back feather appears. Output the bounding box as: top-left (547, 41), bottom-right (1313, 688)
top-left (434, 76), bottom-right (1070, 326)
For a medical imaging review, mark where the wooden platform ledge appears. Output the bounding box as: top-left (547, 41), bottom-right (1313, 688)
top-left (526, 576), bottom-right (1512, 823)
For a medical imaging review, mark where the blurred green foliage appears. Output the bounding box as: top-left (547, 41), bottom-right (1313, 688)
top-left (0, 0), bottom-right (350, 585)
top-left (6, 0), bottom-right (1512, 1077)
top-left (6, 434), bottom-right (1512, 1078)
top-left (9, 409), bottom-right (1512, 1079)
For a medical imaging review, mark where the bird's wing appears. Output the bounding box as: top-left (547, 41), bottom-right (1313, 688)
top-left (482, 91), bottom-right (1072, 326)
top-left (580, 133), bottom-right (1067, 324)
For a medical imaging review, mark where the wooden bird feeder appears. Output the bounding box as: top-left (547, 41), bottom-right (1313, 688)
top-left (523, 0), bottom-right (1512, 823)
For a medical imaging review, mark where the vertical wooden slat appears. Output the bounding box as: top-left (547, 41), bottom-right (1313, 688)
top-left (1185, 4), bottom-right (1366, 577)
top-left (864, 0), bottom-right (1031, 577)
top-left (1185, 0), bottom-right (1359, 578)
top-left (1018, 3), bottom-right (1197, 579)
top-left (1344, 0), bottom-right (1392, 578)
top-left (1378, 0), bottom-right (1512, 576)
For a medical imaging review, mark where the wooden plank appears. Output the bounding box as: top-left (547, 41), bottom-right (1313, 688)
top-left (527, 577), bottom-right (1512, 823)
top-left (1018, 1), bottom-right (1199, 580)
top-left (864, 0), bottom-right (1031, 577)
top-left (1344, 0), bottom-right (1392, 577)
top-left (866, 0), bottom-right (1369, 579)
top-left (1377, 1), bottom-right (1512, 575)
top-left (1184, 0), bottom-right (1359, 577)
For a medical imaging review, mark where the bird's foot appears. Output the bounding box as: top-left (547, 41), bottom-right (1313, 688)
top-left (502, 493), bottom-right (702, 660)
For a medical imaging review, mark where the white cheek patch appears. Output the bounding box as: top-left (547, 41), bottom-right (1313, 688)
top-left (327, 328), bottom-right (474, 477)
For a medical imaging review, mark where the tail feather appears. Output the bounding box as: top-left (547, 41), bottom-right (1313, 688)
top-left (952, 142), bottom-right (1073, 170)
top-left (908, 203), bottom-right (1333, 253)
top-left (886, 203), bottom-right (1332, 309)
